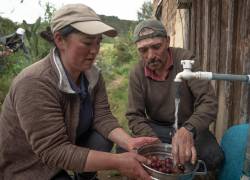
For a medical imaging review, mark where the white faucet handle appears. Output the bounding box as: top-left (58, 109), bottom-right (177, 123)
top-left (181, 60), bottom-right (195, 70)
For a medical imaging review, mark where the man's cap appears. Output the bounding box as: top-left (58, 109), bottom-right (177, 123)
top-left (16, 28), bottom-right (25, 36)
top-left (133, 19), bottom-right (167, 43)
top-left (51, 4), bottom-right (117, 37)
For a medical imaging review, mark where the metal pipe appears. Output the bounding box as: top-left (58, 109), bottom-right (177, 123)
top-left (174, 71), bottom-right (250, 83)
top-left (212, 73), bottom-right (250, 82)
top-left (174, 60), bottom-right (250, 83)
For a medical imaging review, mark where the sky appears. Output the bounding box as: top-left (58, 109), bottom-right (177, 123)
top-left (0, 0), bottom-right (149, 24)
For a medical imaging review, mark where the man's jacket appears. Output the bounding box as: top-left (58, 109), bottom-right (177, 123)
top-left (126, 47), bottom-right (218, 137)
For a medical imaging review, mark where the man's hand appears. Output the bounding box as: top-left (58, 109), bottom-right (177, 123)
top-left (126, 136), bottom-right (159, 151)
top-left (171, 127), bottom-right (197, 165)
top-left (0, 48), bottom-right (13, 57)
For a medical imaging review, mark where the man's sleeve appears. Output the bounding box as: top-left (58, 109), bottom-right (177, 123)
top-left (181, 49), bottom-right (218, 134)
top-left (185, 78), bottom-right (218, 134)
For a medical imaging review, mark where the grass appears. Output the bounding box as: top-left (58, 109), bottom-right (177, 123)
top-left (0, 75), bottom-right (14, 107)
top-left (106, 75), bottom-right (129, 131)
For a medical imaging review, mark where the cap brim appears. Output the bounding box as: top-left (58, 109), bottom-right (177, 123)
top-left (71, 21), bottom-right (117, 37)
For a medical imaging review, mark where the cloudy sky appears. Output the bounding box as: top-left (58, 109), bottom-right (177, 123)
top-left (0, 0), bottom-right (150, 23)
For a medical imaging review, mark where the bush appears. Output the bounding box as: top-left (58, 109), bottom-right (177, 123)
top-left (97, 31), bottom-right (139, 132)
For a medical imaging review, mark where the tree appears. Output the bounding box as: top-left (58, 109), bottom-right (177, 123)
top-left (137, 1), bottom-right (153, 21)
top-left (22, 18), bottom-right (41, 58)
top-left (43, 2), bottom-right (56, 23)
top-left (0, 17), bottom-right (17, 36)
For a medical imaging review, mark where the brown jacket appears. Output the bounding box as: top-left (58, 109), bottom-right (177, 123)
top-left (126, 47), bottom-right (218, 137)
top-left (0, 49), bottom-right (120, 180)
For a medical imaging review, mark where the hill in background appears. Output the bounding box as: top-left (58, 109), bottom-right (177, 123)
top-left (0, 14), bottom-right (138, 37)
top-left (99, 15), bottom-right (138, 36)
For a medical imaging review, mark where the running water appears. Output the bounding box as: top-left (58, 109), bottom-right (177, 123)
top-left (173, 82), bottom-right (181, 132)
top-left (174, 98), bottom-right (180, 131)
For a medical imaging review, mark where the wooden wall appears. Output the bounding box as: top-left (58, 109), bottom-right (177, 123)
top-left (153, 0), bottom-right (250, 140)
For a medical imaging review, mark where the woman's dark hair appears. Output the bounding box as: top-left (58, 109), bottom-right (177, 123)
top-left (40, 25), bottom-right (80, 44)
top-left (58, 25), bottom-right (80, 37)
top-left (40, 26), bottom-right (54, 43)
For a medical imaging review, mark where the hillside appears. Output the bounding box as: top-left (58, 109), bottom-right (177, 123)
top-left (99, 15), bottom-right (137, 36)
top-left (0, 14), bottom-right (137, 36)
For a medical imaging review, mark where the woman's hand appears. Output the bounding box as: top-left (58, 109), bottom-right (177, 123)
top-left (85, 150), bottom-right (151, 179)
top-left (108, 128), bottom-right (159, 152)
top-left (171, 127), bottom-right (197, 165)
top-left (126, 136), bottom-right (159, 151)
top-left (115, 152), bottom-right (152, 180)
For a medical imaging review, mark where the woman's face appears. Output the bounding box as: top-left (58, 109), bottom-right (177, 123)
top-left (56, 32), bottom-right (102, 75)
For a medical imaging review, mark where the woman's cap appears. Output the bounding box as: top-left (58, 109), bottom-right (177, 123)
top-left (51, 4), bottom-right (117, 37)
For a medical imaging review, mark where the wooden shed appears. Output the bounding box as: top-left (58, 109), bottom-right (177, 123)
top-left (152, 0), bottom-right (250, 140)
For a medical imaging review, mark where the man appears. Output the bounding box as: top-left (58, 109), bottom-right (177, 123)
top-left (126, 19), bottom-right (224, 177)
top-left (0, 28), bottom-right (27, 56)
top-left (0, 4), bottom-right (157, 180)
top-left (0, 46), bottom-right (13, 58)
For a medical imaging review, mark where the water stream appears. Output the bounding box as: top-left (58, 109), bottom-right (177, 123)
top-left (174, 98), bottom-right (180, 131)
top-left (173, 82), bottom-right (181, 132)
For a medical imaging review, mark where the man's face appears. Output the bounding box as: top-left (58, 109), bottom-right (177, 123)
top-left (136, 37), bottom-right (170, 71)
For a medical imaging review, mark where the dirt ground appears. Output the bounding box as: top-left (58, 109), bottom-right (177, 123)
top-left (97, 170), bottom-right (128, 180)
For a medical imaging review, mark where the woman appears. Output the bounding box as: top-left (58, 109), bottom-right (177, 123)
top-left (0, 4), bottom-right (156, 180)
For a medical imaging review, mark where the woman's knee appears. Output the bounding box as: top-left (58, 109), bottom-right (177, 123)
top-left (83, 131), bottom-right (113, 152)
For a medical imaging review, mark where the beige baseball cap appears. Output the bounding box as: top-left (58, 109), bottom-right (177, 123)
top-left (51, 4), bottom-right (117, 37)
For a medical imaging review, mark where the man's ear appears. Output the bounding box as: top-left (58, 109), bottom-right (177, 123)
top-left (53, 32), bottom-right (65, 50)
top-left (165, 36), bottom-right (170, 45)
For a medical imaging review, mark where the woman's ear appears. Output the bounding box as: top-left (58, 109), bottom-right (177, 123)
top-left (53, 32), bottom-right (65, 50)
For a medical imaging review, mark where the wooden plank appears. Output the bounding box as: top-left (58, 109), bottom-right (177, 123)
top-left (216, 83), bottom-right (227, 141)
top-left (190, 0), bottom-right (196, 53)
top-left (202, 0), bottom-right (211, 71)
top-left (183, 9), bottom-right (191, 49)
top-left (210, 0), bottom-right (220, 90)
top-left (215, 0), bottom-right (230, 140)
top-left (207, 0), bottom-right (219, 134)
top-left (231, 0), bottom-right (243, 125)
top-left (195, 0), bottom-right (202, 65)
top-left (224, 0), bottom-right (235, 128)
top-left (244, 0), bottom-right (250, 121)
top-left (231, 0), bottom-right (242, 125)
top-left (239, 0), bottom-right (250, 123)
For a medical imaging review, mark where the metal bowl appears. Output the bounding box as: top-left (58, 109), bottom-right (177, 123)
top-left (137, 143), bottom-right (207, 180)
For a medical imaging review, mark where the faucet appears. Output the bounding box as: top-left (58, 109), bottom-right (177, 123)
top-left (174, 60), bottom-right (213, 82)
top-left (174, 60), bottom-right (250, 83)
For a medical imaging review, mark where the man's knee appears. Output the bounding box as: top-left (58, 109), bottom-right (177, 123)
top-left (195, 130), bottom-right (224, 171)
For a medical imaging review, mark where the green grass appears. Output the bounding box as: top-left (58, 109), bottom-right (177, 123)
top-left (99, 39), bottom-right (138, 132)
top-left (0, 75), bottom-right (14, 107)
top-left (107, 76), bottom-right (129, 131)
